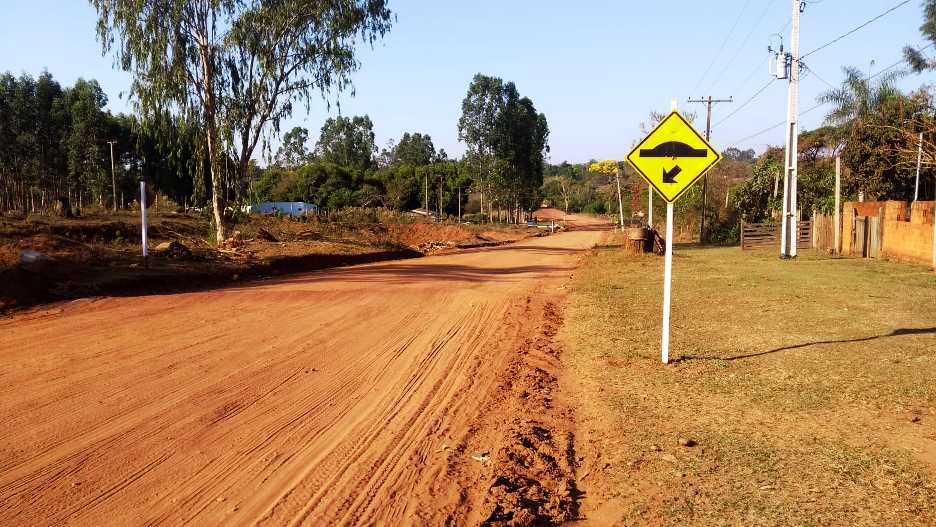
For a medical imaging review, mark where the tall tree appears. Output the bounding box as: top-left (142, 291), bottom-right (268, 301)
top-left (458, 74), bottom-right (504, 222)
top-left (274, 126), bottom-right (311, 169)
top-left (392, 132), bottom-right (436, 166)
top-left (314, 115), bottom-right (376, 175)
top-left (91, 0), bottom-right (392, 243)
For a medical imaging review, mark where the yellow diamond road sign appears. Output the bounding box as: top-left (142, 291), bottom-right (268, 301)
top-left (626, 111), bottom-right (722, 203)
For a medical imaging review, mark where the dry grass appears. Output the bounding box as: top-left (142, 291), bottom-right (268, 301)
top-left (563, 235), bottom-right (936, 526)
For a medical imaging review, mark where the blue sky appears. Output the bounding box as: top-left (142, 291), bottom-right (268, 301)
top-left (2, 0), bottom-right (933, 164)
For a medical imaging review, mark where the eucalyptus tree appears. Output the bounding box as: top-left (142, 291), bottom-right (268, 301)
top-left (491, 82), bottom-right (549, 221)
top-left (273, 126), bottom-right (311, 170)
top-left (392, 132), bottom-right (436, 166)
top-left (458, 74), bottom-right (504, 222)
top-left (91, 0), bottom-right (392, 243)
top-left (314, 115), bottom-right (377, 176)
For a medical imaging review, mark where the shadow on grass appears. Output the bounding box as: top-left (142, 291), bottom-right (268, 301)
top-left (676, 327), bottom-right (936, 363)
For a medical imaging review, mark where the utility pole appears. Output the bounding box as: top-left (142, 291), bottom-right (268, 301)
top-left (438, 173), bottom-right (443, 222)
top-left (424, 170), bottom-right (429, 217)
top-left (614, 168), bottom-right (625, 232)
top-left (914, 132), bottom-right (923, 201)
top-left (834, 155), bottom-right (842, 255)
top-left (458, 186), bottom-right (462, 223)
top-left (107, 140), bottom-right (118, 212)
top-left (687, 95), bottom-right (732, 243)
top-left (780, 0), bottom-right (801, 259)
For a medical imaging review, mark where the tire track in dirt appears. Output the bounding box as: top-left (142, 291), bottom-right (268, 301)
top-left (0, 214), bottom-right (606, 526)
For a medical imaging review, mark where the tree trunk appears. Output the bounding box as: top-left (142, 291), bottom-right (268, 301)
top-left (200, 45), bottom-right (226, 244)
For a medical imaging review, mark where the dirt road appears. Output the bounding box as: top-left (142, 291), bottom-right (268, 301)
top-left (0, 213), bottom-right (604, 526)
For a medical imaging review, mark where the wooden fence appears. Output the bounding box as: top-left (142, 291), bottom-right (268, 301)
top-left (740, 221), bottom-right (812, 250)
top-left (812, 213), bottom-right (836, 253)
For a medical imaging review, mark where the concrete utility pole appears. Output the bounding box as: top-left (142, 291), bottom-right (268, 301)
top-left (914, 131), bottom-right (923, 201)
top-left (780, 0), bottom-right (801, 259)
top-left (457, 186), bottom-right (462, 223)
top-left (688, 96), bottom-right (732, 243)
top-left (107, 140), bottom-right (118, 212)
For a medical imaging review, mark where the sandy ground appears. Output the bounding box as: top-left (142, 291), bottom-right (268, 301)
top-left (0, 212), bottom-right (605, 526)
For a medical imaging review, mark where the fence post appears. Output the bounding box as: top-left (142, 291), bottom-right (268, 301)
top-left (740, 220), bottom-right (745, 249)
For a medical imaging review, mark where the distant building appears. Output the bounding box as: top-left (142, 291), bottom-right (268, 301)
top-left (244, 202), bottom-right (319, 217)
top-left (406, 208), bottom-right (438, 220)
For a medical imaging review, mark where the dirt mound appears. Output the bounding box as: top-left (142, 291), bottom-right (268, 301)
top-left (389, 223), bottom-right (476, 247)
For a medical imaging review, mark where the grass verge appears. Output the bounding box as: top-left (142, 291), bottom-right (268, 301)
top-left (563, 235), bottom-right (936, 525)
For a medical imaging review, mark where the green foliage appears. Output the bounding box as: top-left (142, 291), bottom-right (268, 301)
top-left (91, 0), bottom-right (392, 240)
top-left (0, 70), bottom-right (204, 211)
top-left (315, 115), bottom-right (377, 176)
top-left (905, 1), bottom-right (936, 71)
top-left (732, 156), bottom-right (782, 223)
top-left (274, 126), bottom-right (311, 169)
top-left (392, 132), bottom-right (437, 166)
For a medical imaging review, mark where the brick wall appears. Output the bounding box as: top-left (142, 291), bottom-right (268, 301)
top-left (840, 200), bottom-right (933, 266)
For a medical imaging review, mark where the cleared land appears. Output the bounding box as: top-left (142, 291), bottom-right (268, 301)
top-left (0, 210), bottom-right (541, 310)
top-left (564, 237), bottom-right (936, 525)
top-left (0, 212), bottom-right (603, 526)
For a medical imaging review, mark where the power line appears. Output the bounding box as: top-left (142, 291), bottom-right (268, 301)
top-left (692, 0), bottom-right (754, 93)
top-left (800, 1), bottom-right (912, 59)
top-left (726, 102), bottom-right (826, 147)
top-left (870, 42), bottom-right (934, 79)
top-left (800, 62), bottom-right (836, 90)
top-left (708, 0), bottom-right (778, 93)
top-left (713, 78), bottom-right (778, 128)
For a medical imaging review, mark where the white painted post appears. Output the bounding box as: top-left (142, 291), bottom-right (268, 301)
top-left (140, 181), bottom-right (148, 262)
top-left (661, 202), bottom-right (674, 364)
top-left (648, 190), bottom-right (653, 228)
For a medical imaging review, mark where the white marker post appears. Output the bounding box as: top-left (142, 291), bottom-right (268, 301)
top-left (660, 98), bottom-right (678, 364)
top-left (648, 187), bottom-right (653, 228)
top-left (661, 200), bottom-right (674, 363)
top-left (140, 181), bottom-right (148, 266)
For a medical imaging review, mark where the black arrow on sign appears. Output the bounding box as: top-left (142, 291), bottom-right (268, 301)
top-left (663, 165), bottom-right (682, 183)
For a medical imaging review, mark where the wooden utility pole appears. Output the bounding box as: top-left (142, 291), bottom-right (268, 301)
top-left (834, 155), bottom-right (841, 255)
top-left (438, 173), bottom-right (443, 222)
top-left (107, 140), bottom-right (118, 212)
top-left (914, 131), bottom-right (923, 201)
top-left (688, 96), bottom-right (732, 243)
top-left (614, 168), bottom-right (625, 232)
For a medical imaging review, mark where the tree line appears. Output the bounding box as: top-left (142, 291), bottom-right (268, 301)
top-left (0, 71), bottom-right (210, 214)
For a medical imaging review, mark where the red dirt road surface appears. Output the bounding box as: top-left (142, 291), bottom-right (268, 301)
top-left (0, 212), bottom-right (605, 526)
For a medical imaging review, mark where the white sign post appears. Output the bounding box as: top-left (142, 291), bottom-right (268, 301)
top-left (661, 201), bottom-right (675, 363)
top-left (626, 100), bottom-right (722, 364)
top-left (140, 181), bottom-right (148, 266)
